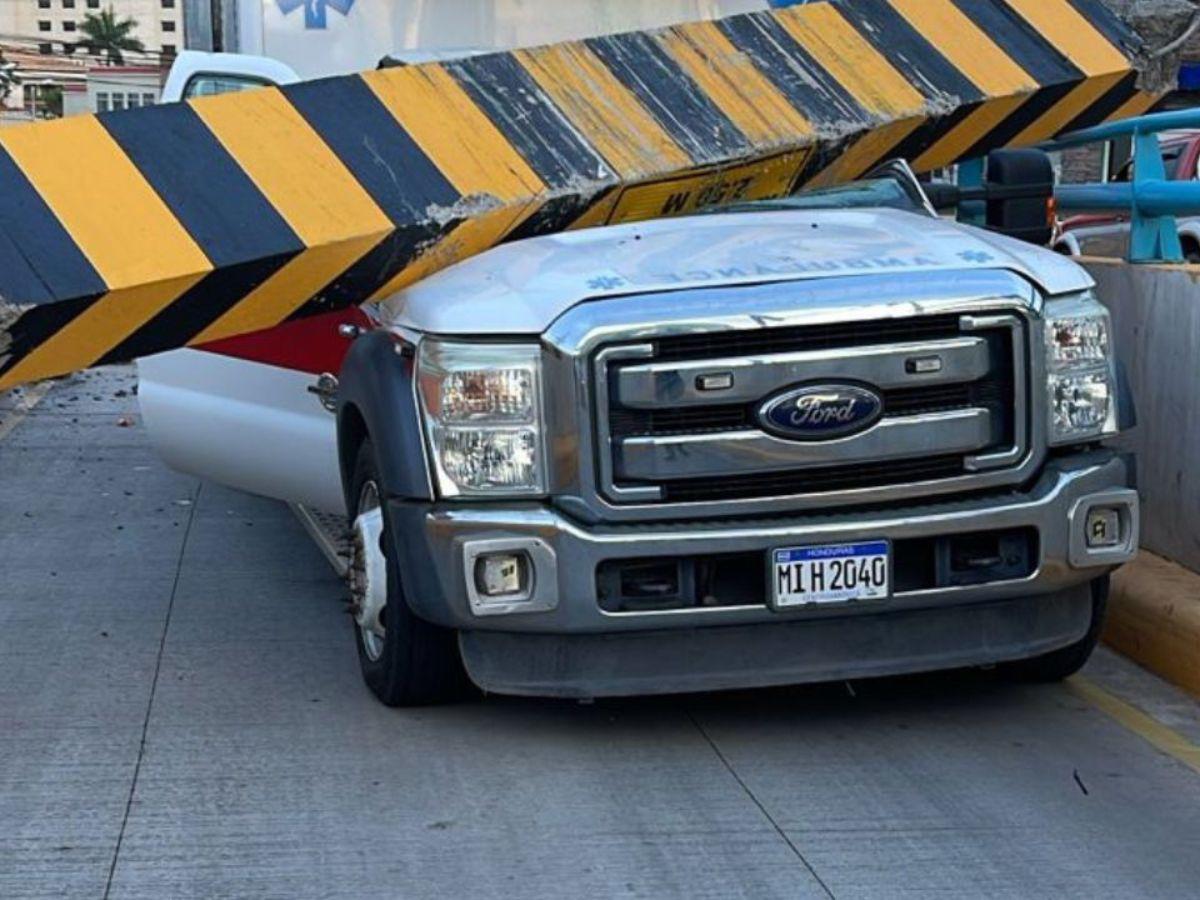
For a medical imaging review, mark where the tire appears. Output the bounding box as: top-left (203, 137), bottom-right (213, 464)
top-left (349, 439), bottom-right (470, 706)
top-left (1001, 575), bottom-right (1109, 683)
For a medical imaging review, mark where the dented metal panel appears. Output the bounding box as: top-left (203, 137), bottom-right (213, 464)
top-left (0, 0), bottom-right (1156, 389)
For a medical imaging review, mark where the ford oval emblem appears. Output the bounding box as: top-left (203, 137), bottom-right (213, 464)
top-left (758, 383), bottom-right (883, 441)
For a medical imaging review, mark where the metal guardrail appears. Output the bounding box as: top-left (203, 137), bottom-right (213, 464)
top-left (1043, 109), bottom-right (1200, 263)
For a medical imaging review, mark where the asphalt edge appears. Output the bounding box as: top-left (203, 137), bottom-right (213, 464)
top-left (1105, 551), bottom-right (1200, 698)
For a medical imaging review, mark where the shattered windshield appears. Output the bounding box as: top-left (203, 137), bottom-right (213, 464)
top-left (711, 172), bottom-right (932, 217)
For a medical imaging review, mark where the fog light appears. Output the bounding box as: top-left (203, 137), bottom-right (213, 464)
top-left (475, 552), bottom-right (528, 597)
top-left (1086, 507), bottom-right (1121, 548)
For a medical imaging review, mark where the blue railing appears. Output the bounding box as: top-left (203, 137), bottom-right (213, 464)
top-left (1042, 108), bottom-right (1200, 263)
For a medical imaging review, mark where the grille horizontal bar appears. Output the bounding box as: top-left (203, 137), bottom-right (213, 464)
top-left (660, 454), bottom-right (968, 503)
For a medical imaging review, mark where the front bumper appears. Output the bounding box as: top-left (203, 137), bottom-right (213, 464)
top-left (387, 449), bottom-right (1135, 696)
top-left (388, 449), bottom-right (1136, 634)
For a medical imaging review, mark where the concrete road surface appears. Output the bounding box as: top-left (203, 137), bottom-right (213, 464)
top-left (3, 367), bottom-right (1200, 900)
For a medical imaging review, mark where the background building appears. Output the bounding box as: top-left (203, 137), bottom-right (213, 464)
top-left (0, 0), bottom-right (183, 62)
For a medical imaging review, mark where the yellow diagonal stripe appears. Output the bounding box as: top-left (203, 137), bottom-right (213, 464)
top-left (191, 86), bottom-right (393, 246)
top-left (362, 65), bottom-right (544, 202)
top-left (656, 22), bottom-right (814, 147)
top-left (192, 236), bottom-right (383, 344)
top-left (1002, 0), bottom-right (1130, 75)
top-left (888, 0), bottom-right (1036, 95)
top-left (0, 115), bottom-right (209, 288)
top-left (1106, 90), bottom-right (1162, 124)
top-left (913, 94), bottom-right (1030, 172)
top-left (370, 203), bottom-right (538, 303)
top-left (775, 3), bottom-right (925, 118)
top-left (806, 118), bottom-right (923, 188)
top-left (0, 276), bottom-right (205, 389)
top-left (1010, 70), bottom-right (1128, 147)
top-left (514, 43), bottom-right (691, 178)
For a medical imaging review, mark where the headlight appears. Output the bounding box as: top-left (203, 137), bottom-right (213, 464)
top-left (417, 341), bottom-right (546, 497)
top-left (1044, 292), bottom-right (1118, 445)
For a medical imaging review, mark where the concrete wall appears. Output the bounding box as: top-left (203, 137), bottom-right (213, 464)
top-left (1084, 258), bottom-right (1200, 572)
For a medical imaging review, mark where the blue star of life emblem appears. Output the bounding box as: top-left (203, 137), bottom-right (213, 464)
top-left (276, 0), bottom-right (355, 30)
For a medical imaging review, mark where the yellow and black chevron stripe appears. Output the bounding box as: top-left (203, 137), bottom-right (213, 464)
top-left (0, 0), bottom-right (1154, 390)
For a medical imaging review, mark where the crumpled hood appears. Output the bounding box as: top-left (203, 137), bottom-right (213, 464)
top-left (381, 207), bottom-right (1092, 335)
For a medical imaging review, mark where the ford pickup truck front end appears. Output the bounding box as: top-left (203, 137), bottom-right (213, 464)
top-left (338, 233), bottom-right (1137, 699)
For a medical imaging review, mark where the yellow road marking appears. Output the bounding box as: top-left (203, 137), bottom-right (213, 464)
top-left (1070, 676), bottom-right (1200, 776)
top-left (0, 379), bottom-right (52, 441)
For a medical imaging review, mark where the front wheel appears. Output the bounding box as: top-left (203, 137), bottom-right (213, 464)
top-left (348, 439), bottom-right (470, 706)
top-left (1000, 575), bottom-right (1109, 682)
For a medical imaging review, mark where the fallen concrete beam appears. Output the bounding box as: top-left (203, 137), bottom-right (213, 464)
top-left (0, 0), bottom-right (1159, 390)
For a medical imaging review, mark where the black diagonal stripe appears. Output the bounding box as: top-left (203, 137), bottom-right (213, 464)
top-left (1065, 0), bottom-right (1144, 57)
top-left (502, 192), bottom-right (606, 244)
top-left (718, 12), bottom-right (868, 130)
top-left (444, 53), bottom-right (615, 189)
top-left (946, 0), bottom-right (1089, 161)
top-left (836, 0), bottom-right (983, 104)
top-left (586, 31), bottom-right (752, 165)
top-left (0, 294), bottom-right (102, 381)
top-left (99, 101), bottom-right (302, 268)
top-left (95, 253), bottom-right (297, 365)
top-left (282, 75), bottom-right (460, 225)
top-left (1057, 70), bottom-right (1139, 135)
top-left (948, 0), bottom-right (1080, 84)
top-left (871, 103), bottom-right (982, 172)
top-left (293, 221), bottom-right (448, 318)
top-left (0, 148), bottom-right (106, 304)
top-left (959, 81), bottom-right (1078, 160)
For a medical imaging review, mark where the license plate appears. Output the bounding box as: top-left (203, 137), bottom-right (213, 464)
top-left (770, 540), bottom-right (890, 608)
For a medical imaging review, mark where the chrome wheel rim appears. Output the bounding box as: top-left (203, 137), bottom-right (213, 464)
top-left (350, 480), bottom-right (387, 662)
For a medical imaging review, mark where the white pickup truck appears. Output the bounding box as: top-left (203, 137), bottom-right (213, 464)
top-left (138, 144), bottom-right (1139, 705)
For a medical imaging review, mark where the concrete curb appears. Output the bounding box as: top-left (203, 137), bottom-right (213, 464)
top-left (1106, 551), bottom-right (1200, 697)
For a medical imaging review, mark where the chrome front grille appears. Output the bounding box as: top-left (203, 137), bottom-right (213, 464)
top-left (594, 310), bottom-right (1027, 506)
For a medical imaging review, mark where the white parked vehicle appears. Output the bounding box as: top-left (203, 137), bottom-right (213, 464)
top-left (139, 151), bottom-right (1139, 704)
top-left (1053, 130), bottom-right (1200, 262)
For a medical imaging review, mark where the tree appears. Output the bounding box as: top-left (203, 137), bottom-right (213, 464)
top-left (0, 52), bottom-right (19, 105)
top-left (78, 7), bottom-right (144, 66)
top-left (39, 84), bottom-right (63, 118)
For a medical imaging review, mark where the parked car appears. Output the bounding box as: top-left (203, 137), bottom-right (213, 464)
top-left (1053, 130), bottom-right (1200, 261)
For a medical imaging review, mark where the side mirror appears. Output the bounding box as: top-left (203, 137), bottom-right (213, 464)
top-left (984, 148), bottom-right (1054, 246)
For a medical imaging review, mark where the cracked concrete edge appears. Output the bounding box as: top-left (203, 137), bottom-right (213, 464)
top-left (1105, 550), bottom-right (1200, 698)
top-left (1103, 0), bottom-right (1200, 91)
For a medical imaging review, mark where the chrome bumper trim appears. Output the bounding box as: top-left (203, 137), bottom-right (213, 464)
top-left (387, 450), bottom-right (1135, 635)
top-left (616, 408), bottom-right (993, 481)
top-left (613, 336), bottom-right (990, 408)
